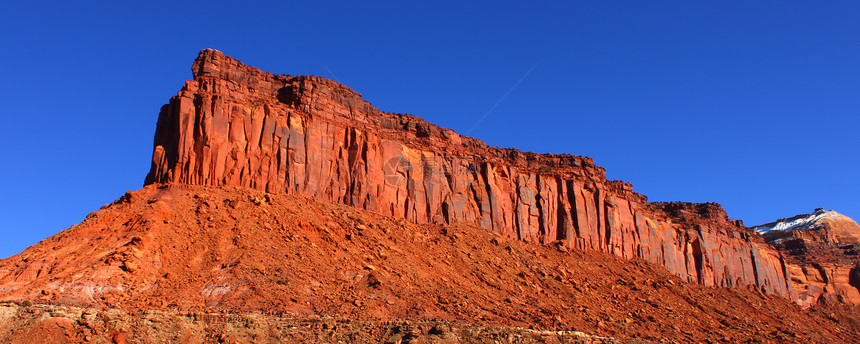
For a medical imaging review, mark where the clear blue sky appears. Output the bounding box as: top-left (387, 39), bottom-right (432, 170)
top-left (1, 1), bottom-right (858, 258)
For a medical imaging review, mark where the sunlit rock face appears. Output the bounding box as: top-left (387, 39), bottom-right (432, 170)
top-left (145, 49), bottom-right (792, 298)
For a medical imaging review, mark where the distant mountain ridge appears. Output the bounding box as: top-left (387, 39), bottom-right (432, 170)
top-left (752, 209), bottom-right (860, 242)
top-left (753, 209), bottom-right (860, 306)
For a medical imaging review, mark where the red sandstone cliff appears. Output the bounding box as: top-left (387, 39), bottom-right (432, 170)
top-left (145, 49), bottom-right (792, 298)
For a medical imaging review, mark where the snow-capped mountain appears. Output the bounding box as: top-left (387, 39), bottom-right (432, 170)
top-left (751, 208), bottom-right (860, 245)
top-left (751, 209), bottom-right (845, 235)
top-left (752, 209), bottom-right (860, 307)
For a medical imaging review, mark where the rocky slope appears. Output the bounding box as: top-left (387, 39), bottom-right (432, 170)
top-left (144, 49), bottom-right (791, 297)
top-left (0, 185), bottom-right (857, 343)
top-left (752, 210), bottom-right (860, 307)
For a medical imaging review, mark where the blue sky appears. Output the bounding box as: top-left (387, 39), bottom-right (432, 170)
top-left (1, 1), bottom-right (857, 258)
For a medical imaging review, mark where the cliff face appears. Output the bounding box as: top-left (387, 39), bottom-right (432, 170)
top-left (145, 49), bottom-right (791, 297)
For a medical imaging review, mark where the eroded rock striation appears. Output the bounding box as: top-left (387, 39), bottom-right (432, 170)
top-left (145, 49), bottom-right (791, 297)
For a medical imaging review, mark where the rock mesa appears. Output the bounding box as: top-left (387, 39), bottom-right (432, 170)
top-left (145, 49), bottom-right (792, 298)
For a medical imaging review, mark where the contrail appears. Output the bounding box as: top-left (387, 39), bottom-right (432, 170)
top-left (466, 65), bottom-right (536, 135)
top-left (323, 65), bottom-right (343, 83)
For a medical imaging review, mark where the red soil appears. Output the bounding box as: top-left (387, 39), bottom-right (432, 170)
top-left (0, 184), bottom-right (857, 343)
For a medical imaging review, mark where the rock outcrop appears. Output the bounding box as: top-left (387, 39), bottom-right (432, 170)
top-left (753, 210), bottom-right (860, 306)
top-left (144, 49), bottom-right (792, 297)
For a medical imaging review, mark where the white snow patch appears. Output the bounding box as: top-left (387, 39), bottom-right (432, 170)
top-left (751, 209), bottom-right (843, 235)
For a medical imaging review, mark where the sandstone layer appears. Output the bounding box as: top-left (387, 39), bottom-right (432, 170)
top-left (145, 49), bottom-right (791, 297)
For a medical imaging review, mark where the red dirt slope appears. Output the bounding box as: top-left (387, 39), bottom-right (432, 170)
top-left (0, 185), bottom-right (856, 343)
